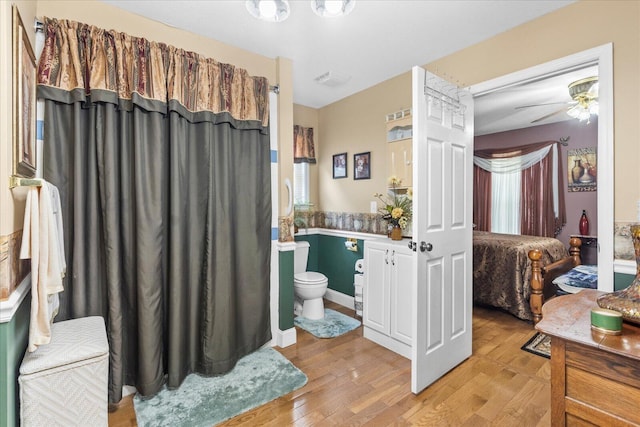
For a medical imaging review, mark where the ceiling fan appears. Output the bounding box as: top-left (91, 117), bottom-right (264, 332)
top-left (516, 76), bottom-right (599, 124)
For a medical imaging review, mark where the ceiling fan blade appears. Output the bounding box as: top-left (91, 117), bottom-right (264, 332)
top-left (515, 101), bottom-right (574, 110)
top-left (531, 107), bottom-right (569, 124)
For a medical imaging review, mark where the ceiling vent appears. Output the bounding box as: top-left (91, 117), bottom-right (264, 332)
top-left (314, 71), bottom-right (351, 87)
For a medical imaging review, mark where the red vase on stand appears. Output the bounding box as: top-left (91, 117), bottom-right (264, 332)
top-left (579, 210), bottom-right (589, 235)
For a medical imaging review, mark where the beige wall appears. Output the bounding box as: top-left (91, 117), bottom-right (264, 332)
top-left (276, 58), bottom-right (294, 217)
top-left (319, 73), bottom-right (411, 212)
top-left (293, 104), bottom-right (320, 207)
top-left (1, 1), bottom-right (37, 236)
top-left (318, 1), bottom-right (640, 222)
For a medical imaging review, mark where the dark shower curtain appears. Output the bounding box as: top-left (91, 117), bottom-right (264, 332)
top-left (37, 18), bottom-right (272, 403)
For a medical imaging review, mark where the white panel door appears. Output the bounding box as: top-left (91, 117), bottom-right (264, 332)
top-left (363, 242), bottom-right (390, 335)
top-left (411, 67), bottom-right (474, 394)
top-left (390, 246), bottom-right (414, 345)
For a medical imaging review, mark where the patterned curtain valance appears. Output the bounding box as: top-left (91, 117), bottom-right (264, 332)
top-left (37, 17), bottom-right (269, 127)
top-left (293, 125), bottom-right (316, 163)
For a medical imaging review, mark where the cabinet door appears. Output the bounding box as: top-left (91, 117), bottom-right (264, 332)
top-left (390, 247), bottom-right (414, 345)
top-left (363, 242), bottom-right (390, 334)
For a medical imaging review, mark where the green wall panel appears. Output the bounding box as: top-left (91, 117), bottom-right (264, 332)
top-left (278, 250), bottom-right (294, 330)
top-left (614, 272), bottom-right (635, 291)
top-left (296, 234), bottom-right (364, 297)
top-left (1, 297), bottom-right (30, 427)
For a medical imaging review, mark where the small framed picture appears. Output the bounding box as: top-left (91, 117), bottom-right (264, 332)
top-left (354, 152), bottom-right (370, 180)
top-left (333, 152), bottom-right (347, 179)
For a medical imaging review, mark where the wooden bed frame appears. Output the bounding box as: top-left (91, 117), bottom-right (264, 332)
top-left (528, 236), bottom-right (583, 325)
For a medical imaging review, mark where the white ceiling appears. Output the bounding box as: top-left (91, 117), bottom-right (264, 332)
top-left (100, 0), bottom-right (575, 111)
top-left (474, 64), bottom-right (599, 135)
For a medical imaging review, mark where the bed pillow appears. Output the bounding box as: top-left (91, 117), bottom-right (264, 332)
top-left (553, 264), bottom-right (598, 294)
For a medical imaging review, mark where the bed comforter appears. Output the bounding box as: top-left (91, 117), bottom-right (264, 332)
top-left (473, 231), bottom-right (567, 321)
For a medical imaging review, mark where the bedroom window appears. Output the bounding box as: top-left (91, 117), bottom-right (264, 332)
top-left (474, 141), bottom-right (565, 237)
top-left (491, 168), bottom-right (521, 234)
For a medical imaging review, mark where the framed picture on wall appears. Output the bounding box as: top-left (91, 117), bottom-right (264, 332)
top-left (354, 152), bottom-right (370, 180)
top-left (333, 152), bottom-right (347, 179)
top-left (12, 5), bottom-right (37, 177)
top-left (568, 147), bottom-right (596, 192)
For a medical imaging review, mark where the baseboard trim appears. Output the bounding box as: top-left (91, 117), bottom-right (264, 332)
top-left (275, 327), bottom-right (297, 348)
top-left (324, 289), bottom-right (354, 310)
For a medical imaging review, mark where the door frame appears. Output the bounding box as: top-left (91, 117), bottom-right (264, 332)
top-left (467, 44), bottom-right (614, 291)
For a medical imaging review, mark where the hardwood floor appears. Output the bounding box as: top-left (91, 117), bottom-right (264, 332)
top-left (109, 301), bottom-right (550, 426)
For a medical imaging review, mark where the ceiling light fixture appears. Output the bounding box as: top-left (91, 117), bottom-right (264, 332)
top-left (246, 0), bottom-right (290, 22)
top-left (311, 0), bottom-right (355, 18)
top-left (566, 76), bottom-right (599, 123)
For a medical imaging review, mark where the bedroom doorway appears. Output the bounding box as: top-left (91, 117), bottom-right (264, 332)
top-left (468, 44), bottom-right (614, 292)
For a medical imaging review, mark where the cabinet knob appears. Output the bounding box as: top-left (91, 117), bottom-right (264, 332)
top-left (420, 242), bottom-right (433, 252)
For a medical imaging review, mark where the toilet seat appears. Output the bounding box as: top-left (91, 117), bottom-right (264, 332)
top-left (294, 271), bottom-right (327, 284)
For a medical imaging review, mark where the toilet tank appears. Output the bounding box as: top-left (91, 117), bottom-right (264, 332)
top-left (294, 241), bottom-right (310, 274)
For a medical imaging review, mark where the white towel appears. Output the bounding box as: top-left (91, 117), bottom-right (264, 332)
top-left (20, 182), bottom-right (66, 352)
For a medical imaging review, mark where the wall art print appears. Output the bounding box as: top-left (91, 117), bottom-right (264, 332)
top-left (333, 152), bottom-right (347, 179)
top-left (568, 147), bottom-right (596, 192)
top-left (354, 152), bottom-right (370, 180)
top-left (12, 5), bottom-right (37, 177)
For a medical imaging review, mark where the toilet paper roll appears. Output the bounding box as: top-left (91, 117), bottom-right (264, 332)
top-left (355, 259), bottom-right (364, 273)
top-left (354, 274), bottom-right (364, 286)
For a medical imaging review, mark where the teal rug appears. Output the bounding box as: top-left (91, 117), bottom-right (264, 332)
top-left (294, 308), bottom-right (361, 338)
top-left (133, 347), bottom-right (307, 427)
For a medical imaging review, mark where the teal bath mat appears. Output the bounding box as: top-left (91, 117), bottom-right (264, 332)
top-left (294, 308), bottom-right (361, 338)
top-left (133, 347), bottom-right (307, 426)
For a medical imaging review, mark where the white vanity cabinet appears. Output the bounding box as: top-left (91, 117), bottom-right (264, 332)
top-left (363, 239), bottom-right (413, 359)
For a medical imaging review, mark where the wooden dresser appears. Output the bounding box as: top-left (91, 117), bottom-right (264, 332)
top-left (536, 290), bottom-right (640, 427)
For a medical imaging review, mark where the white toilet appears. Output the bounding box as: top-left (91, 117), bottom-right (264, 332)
top-left (293, 241), bottom-right (328, 320)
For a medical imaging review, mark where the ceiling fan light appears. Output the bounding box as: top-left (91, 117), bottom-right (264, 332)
top-left (311, 0), bottom-right (355, 17)
top-left (246, 0), bottom-right (290, 22)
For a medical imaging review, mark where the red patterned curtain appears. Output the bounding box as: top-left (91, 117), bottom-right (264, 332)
top-left (37, 17), bottom-right (269, 126)
top-left (474, 141), bottom-right (566, 237)
top-left (293, 125), bottom-right (316, 163)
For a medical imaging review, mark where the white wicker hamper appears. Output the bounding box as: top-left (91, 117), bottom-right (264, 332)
top-left (19, 316), bottom-right (109, 427)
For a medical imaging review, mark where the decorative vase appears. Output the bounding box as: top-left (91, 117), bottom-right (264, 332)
top-left (597, 224), bottom-right (640, 325)
top-left (579, 210), bottom-right (589, 235)
top-left (390, 225), bottom-right (403, 241)
top-left (579, 167), bottom-right (594, 183)
top-left (571, 159), bottom-right (584, 184)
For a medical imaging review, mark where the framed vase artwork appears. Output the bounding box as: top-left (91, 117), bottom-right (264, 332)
top-left (568, 147), bottom-right (596, 192)
top-left (333, 152), bottom-right (347, 179)
top-left (354, 152), bottom-right (370, 180)
top-left (12, 5), bottom-right (37, 178)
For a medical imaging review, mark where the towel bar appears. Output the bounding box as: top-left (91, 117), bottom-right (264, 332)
top-left (9, 175), bottom-right (43, 189)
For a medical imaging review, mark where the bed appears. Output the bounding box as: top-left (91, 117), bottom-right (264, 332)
top-left (472, 231), bottom-right (569, 322)
top-left (528, 236), bottom-right (583, 324)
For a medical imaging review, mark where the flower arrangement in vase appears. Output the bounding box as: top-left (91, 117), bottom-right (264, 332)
top-left (374, 176), bottom-right (412, 240)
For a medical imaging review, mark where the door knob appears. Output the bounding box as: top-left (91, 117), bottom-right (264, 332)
top-left (408, 241), bottom-right (417, 252)
top-left (420, 242), bottom-right (433, 252)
